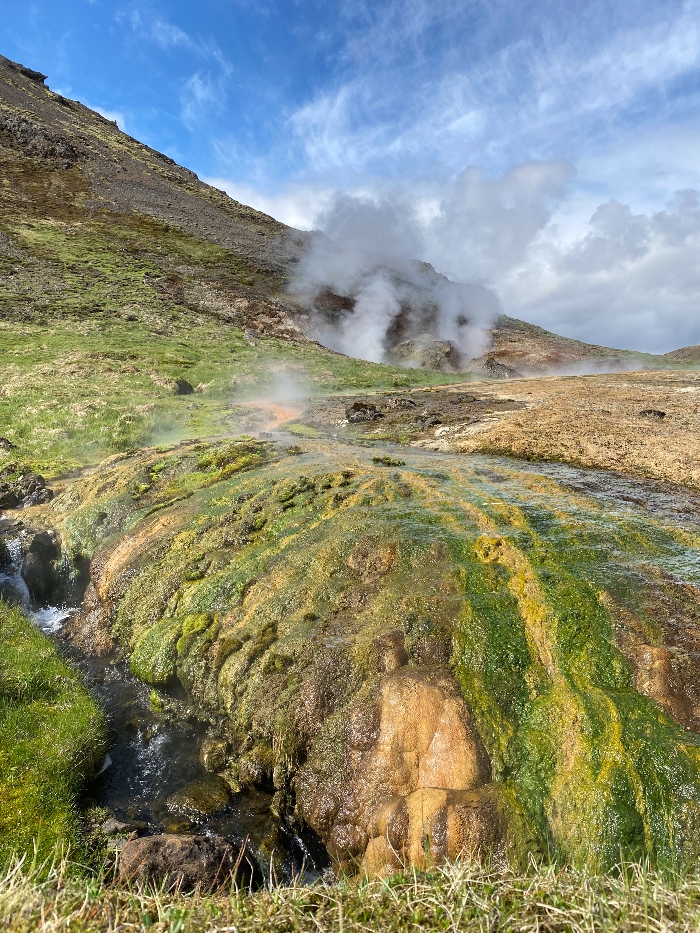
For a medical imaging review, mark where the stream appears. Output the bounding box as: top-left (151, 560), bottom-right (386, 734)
top-left (0, 521), bottom-right (324, 880)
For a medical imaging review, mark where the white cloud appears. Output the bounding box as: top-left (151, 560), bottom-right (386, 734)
top-left (120, 6), bottom-right (233, 129)
top-left (205, 179), bottom-right (336, 229)
top-left (91, 104), bottom-right (127, 131)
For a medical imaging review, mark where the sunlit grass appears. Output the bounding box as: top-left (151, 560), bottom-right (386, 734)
top-left (0, 602), bottom-right (106, 864)
top-left (2, 852), bottom-right (699, 932)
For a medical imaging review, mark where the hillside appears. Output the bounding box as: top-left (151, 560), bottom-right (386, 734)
top-left (1, 52), bottom-right (690, 388)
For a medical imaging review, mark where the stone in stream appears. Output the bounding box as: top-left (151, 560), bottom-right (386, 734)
top-left (166, 774), bottom-right (231, 816)
top-left (118, 834), bottom-right (258, 891)
top-left (20, 530), bottom-right (60, 603)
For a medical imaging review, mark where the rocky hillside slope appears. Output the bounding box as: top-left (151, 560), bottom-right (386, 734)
top-left (1, 53), bottom-right (688, 378)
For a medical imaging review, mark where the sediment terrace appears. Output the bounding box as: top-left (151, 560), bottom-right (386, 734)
top-left (15, 424), bottom-right (693, 874)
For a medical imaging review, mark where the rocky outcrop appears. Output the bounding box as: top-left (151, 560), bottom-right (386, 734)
top-left (0, 470), bottom-right (53, 510)
top-left (119, 834), bottom-right (257, 891)
top-left (298, 664), bottom-right (500, 873)
top-left (388, 334), bottom-right (462, 372)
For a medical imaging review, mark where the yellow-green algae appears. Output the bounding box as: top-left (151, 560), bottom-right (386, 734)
top-left (52, 439), bottom-right (700, 869)
top-left (0, 601), bottom-right (106, 864)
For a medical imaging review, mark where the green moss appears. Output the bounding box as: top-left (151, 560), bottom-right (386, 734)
top-left (130, 617), bottom-right (184, 685)
top-left (0, 601), bottom-right (106, 863)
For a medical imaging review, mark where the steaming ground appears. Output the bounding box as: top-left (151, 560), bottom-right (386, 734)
top-left (287, 368), bottom-right (700, 490)
top-left (290, 222), bottom-right (500, 366)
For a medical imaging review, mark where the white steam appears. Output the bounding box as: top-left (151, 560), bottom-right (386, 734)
top-left (290, 161), bottom-right (571, 365)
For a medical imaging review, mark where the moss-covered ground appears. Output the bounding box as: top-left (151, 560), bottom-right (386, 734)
top-left (49, 436), bottom-right (700, 871)
top-left (0, 601), bottom-right (106, 864)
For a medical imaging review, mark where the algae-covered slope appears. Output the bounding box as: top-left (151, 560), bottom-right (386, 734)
top-left (50, 435), bottom-right (700, 871)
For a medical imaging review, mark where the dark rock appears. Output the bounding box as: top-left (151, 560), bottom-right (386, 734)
top-left (259, 431), bottom-right (272, 439)
top-left (345, 401), bottom-right (382, 423)
top-left (15, 472), bottom-right (53, 507)
top-left (385, 397), bottom-right (417, 410)
top-left (0, 484), bottom-right (19, 509)
top-left (27, 530), bottom-right (60, 561)
top-left (173, 378), bottom-right (194, 395)
top-left (21, 551), bottom-right (53, 603)
top-left (388, 335), bottom-right (462, 372)
top-left (480, 358), bottom-right (522, 379)
top-left (118, 834), bottom-right (257, 891)
top-left (5, 60), bottom-right (47, 83)
top-left (640, 409), bottom-right (666, 419)
top-left (22, 486), bottom-right (53, 507)
top-left (0, 537), bottom-right (10, 572)
top-left (0, 437), bottom-right (17, 450)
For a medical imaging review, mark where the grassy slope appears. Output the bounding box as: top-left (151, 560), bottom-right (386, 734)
top-left (0, 167), bottom-right (462, 477)
top-left (0, 601), bottom-right (106, 864)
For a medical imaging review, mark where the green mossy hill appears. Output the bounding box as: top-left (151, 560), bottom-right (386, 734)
top-left (0, 601), bottom-right (106, 864)
top-left (54, 437), bottom-right (700, 870)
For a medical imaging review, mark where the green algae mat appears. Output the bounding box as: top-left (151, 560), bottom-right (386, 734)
top-left (50, 434), bottom-right (700, 871)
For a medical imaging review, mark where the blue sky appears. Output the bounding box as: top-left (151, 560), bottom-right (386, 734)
top-left (2, 1), bottom-right (700, 351)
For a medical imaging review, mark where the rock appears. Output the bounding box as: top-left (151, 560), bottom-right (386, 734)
top-left (0, 484), bottom-right (19, 509)
top-left (166, 774), bottom-right (231, 816)
top-left (173, 378), bottom-right (194, 396)
top-left (200, 736), bottom-right (229, 773)
top-left (361, 786), bottom-right (503, 875)
top-left (345, 401), bottom-right (382, 423)
top-left (20, 530), bottom-right (60, 603)
top-left (22, 486), bottom-right (53, 507)
top-left (0, 437), bottom-right (17, 450)
top-left (21, 552), bottom-right (53, 603)
top-left (298, 666), bottom-right (494, 870)
top-left (385, 397), bottom-right (417, 410)
top-left (0, 537), bottom-right (10, 572)
top-left (388, 335), bottom-right (462, 372)
top-left (101, 817), bottom-right (144, 836)
top-left (259, 431), bottom-right (272, 439)
top-left (0, 473), bottom-right (54, 508)
top-left (640, 409), bottom-right (666, 419)
top-left (118, 834), bottom-right (256, 891)
top-left (480, 357), bottom-right (522, 379)
top-left (27, 530), bottom-right (59, 561)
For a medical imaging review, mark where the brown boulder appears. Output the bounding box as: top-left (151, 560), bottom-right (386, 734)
top-left (299, 665), bottom-right (496, 871)
top-left (118, 834), bottom-right (256, 891)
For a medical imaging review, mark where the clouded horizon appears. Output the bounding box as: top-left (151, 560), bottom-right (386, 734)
top-left (2, 1), bottom-right (700, 352)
